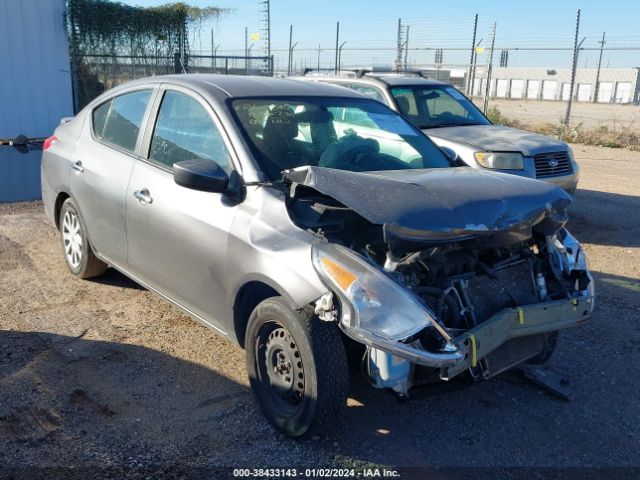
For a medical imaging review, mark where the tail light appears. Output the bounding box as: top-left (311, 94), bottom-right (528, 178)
top-left (43, 135), bottom-right (58, 150)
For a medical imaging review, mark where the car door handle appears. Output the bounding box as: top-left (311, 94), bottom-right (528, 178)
top-left (133, 188), bottom-right (153, 205)
top-left (71, 161), bottom-right (84, 173)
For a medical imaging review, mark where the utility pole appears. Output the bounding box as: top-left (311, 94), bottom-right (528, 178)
top-left (288, 25), bottom-right (293, 75)
top-left (483, 23), bottom-right (496, 114)
top-left (467, 14), bottom-right (478, 96)
top-left (563, 9), bottom-right (583, 138)
top-left (244, 26), bottom-right (248, 58)
top-left (317, 44), bottom-right (321, 71)
top-left (211, 28), bottom-right (214, 69)
top-left (334, 22), bottom-right (340, 74)
top-left (593, 32), bottom-right (606, 103)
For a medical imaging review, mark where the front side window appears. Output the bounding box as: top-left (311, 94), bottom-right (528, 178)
top-left (95, 90), bottom-right (152, 152)
top-left (390, 86), bottom-right (490, 129)
top-left (149, 91), bottom-right (232, 172)
top-left (232, 97), bottom-right (451, 180)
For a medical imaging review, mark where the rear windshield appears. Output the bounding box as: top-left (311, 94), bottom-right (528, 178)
top-left (231, 96), bottom-right (452, 180)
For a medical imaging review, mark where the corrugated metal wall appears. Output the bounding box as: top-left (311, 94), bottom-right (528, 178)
top-left (0, 0), bottom-right (74, 202)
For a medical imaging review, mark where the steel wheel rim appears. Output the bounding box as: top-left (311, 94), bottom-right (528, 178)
top-left (255, 321), bottom-right (305, 418)
top-left (62, 210), bottom-right (83, 268)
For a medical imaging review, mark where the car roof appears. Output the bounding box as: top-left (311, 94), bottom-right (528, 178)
top-left (118, 74), bottom-right (364, 100)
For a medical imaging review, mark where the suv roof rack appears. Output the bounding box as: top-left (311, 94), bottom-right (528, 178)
top-left (369, 69), bottom-right (424, 78)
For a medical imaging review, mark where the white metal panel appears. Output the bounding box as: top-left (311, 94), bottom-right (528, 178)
top-left (542, 80), bottom-right (557, 100)
top-left (0, 0), bottom-right (73, 139)
top-left (510, 79), bottom-right (524, 98)
top-left (577, 84), bottom-right (592, 102)
top-left (561, 83), bottom-right (571, 101)
top-left (615, 82), bottom-right (631, 103)
top-left (597, 82), bottom-right (613, 103)
top-left (495, 79), bottom-right (509, 98)
top-left (526, 80), bottom-right (540, 99)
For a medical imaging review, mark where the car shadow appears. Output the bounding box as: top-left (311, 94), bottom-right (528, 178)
top-left (87, 267), bottom-right (145, 290)
top-left (2, 272), bottom-right (637, 471)
top-left (567, 188), bottom-right (640, 247)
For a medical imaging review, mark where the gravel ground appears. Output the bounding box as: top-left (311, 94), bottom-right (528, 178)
top-left (1, 144), bottom-right (639, 478)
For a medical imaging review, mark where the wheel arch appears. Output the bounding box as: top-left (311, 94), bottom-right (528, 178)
top-left (54, 191), bottom-right (71, 229)
top-left (232, 280), bottom-right (284, 349)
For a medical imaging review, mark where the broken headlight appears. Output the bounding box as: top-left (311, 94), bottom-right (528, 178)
top-left (474, 151), bottom-right (524, 170)
top-left (311, 242), bottom-right (435, 341)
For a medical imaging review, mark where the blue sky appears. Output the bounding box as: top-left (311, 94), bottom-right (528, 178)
top-left (121, 0), bottom-right (640, 70)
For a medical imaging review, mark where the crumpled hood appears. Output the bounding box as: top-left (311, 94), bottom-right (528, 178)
top-left (426, 125), bottom-right (568, 156)
top-left (284, 166), bottom-right (572, 249)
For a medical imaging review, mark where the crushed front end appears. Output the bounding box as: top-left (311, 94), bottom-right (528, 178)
top-left (286, 167), bottom-right (595, 395)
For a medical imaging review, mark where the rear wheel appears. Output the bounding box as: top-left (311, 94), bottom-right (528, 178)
top-left (245, 297), bottom-right (348, 437)
top-left (59, 198), bottom-right (107, 279)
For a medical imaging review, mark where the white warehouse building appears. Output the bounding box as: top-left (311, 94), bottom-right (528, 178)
top-left (470, 67), bottom-right (640, 104)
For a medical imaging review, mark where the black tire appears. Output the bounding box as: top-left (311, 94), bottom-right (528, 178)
top-left (527, 331), bottom-right (559, 365)
top-left (59, 198), bottom-right (107, 279)
top-left (245, 297), bottom-right (349, 437)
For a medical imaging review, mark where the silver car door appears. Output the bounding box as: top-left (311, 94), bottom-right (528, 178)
top-left (125, 87), bottom-right (240, 327)
top-left (70, 88), bottom-right (155, 265)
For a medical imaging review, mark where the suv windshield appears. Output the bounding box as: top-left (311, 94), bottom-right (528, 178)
top-left (231, 97), bottom-right (451, 180)
top-left (390, 85), bottom-right (490, 129)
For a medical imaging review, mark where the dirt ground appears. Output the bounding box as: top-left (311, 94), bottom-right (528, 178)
top-left (1, 144), bottom-right (639, 478)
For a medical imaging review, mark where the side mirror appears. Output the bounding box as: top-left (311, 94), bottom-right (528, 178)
top-left (440, 146), bottom-right (458, 163)
top-left (173, 159), bottom-right (229, 193)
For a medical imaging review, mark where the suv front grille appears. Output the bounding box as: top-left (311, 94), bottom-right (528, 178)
top-left (534, 151), bottom-right (572, 178)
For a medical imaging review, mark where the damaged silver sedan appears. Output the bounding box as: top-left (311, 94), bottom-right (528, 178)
top-left (41, 75), bottom-right (594, 438)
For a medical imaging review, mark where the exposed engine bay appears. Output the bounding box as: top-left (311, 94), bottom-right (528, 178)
top-left (283, 166), bottom-right (594, 394)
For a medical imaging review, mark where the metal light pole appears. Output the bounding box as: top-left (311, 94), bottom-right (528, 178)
top-left (247, 44), bottom-right (254, 74)
top-left (317, 44), bottom-right (321, 71)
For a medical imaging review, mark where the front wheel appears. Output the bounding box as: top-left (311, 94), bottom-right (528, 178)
top-left (245, 297), bottom-right (349, 437)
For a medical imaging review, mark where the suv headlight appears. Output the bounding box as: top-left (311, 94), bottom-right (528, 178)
top-left (474, 151), bottom-right (524, 170)
top-left (311, 242), bottom-right (436, 340)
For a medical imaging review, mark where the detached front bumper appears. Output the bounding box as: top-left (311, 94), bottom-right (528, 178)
top-left (341, 293), bottom-right (593, 380)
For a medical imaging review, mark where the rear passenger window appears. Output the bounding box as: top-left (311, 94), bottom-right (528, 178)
top-left (95, 90), bottom-right (152, 153)
top-left (149, 91), bottom-right (232, 172)
top-left (350, 85), bottom-right (386, 104)
top-left (92, 100), bottom-right (111, 139)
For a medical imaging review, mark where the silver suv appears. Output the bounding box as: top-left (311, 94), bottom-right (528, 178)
top-left (295, 71), bottom-right (579, 194)
top-left (42, 75), bottom-right (593, 437)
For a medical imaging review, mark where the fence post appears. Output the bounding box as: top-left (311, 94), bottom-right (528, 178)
top-left (403, 25), bottom-right (410, 70)
top-left (334, 22), bottom-right (340, 74)
top-left (288, 25), bottom-right (293, 75)
top-left (483, 23), bottom-right (496, 115)
top-left (563, 9), bottom-right (581, 139)
top-left (467, 14), bottom-right (478, 96)
top-left (395, 18), bottom-right (402, 72)
top-left (593, 32), bottom-right (606, 103)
